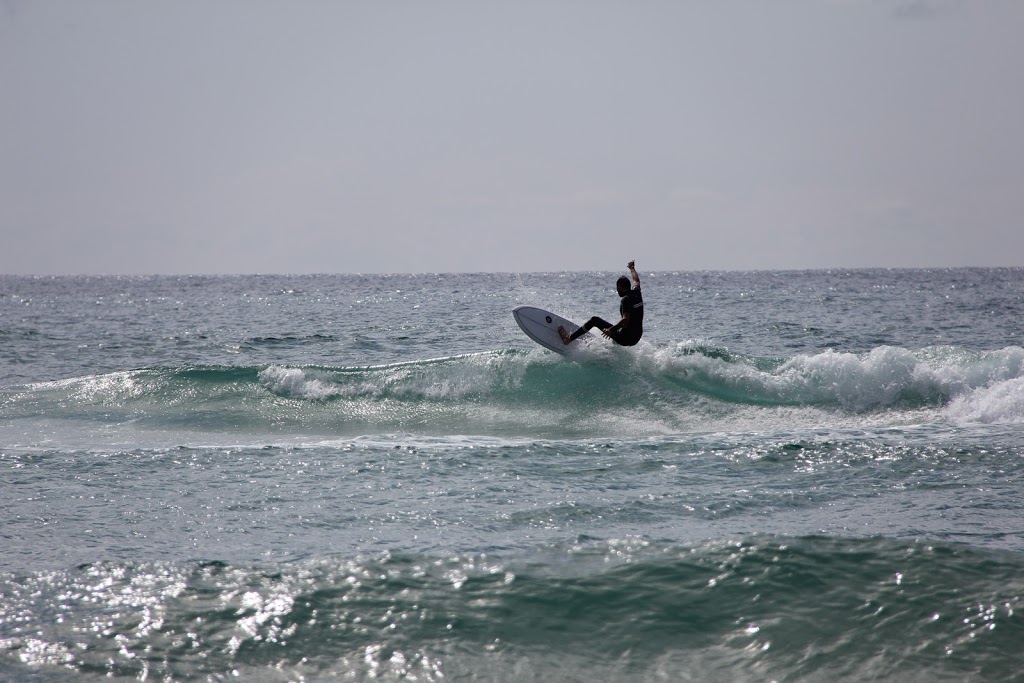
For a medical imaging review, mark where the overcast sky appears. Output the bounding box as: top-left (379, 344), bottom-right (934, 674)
top-left (1, 0), bottom-right (1022, 275)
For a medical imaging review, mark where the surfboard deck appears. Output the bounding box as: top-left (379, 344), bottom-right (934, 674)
top-left (512, 306), bottom-right (584, 356)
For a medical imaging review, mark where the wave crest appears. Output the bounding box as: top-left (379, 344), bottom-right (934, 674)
top-left (652, 343), bottom-right (1024, 415)
top-left (5, 344), bottom-right (1024, 440)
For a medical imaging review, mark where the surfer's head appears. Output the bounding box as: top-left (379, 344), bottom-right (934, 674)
top-left (616, 276), bottom-right (631, 295)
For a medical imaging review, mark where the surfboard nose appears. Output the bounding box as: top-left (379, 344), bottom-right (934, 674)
top-left (512, 305), bottom-right (582, 357)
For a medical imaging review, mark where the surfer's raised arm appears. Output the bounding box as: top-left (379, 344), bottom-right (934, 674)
top-left (627, 260), bottom-right (640, 288)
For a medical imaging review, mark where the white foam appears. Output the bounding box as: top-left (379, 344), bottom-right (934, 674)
top-left (773, 346), bottom-right (938, 409)
top-left (258, 366), bottom-right (346, 400)
top-left (643, 343), bottom-right (1024, 413)
top-left (945, 376), bottom-right (1024, 424)
top-left (257, 352), bottom-right (531, 402)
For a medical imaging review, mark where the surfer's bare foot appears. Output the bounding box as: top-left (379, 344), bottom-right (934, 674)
top-left (558, 326), bottom-right (572, 345)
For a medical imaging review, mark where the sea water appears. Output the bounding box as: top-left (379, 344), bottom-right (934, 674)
top-left (1, 269), bottom-right (1023, 681)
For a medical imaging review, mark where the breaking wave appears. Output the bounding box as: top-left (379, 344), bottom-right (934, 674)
top-left (4, 343), bottom-right (1024, 440)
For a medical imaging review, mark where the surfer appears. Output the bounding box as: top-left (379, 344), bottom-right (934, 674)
top-left (560, 260), bottom-right (644, 347)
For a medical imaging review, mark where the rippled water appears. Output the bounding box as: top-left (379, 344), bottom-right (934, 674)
top-left (2, 269), bottom-right (1023, 680)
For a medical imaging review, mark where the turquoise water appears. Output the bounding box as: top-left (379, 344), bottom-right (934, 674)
top-left (1, 270), bottom-right (1023, 681)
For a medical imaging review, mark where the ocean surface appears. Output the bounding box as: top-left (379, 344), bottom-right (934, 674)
top-left (2, 269), bottom-right (1024, 682)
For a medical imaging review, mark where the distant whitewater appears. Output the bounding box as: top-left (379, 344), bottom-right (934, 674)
top-left (2, 269), bottom-right (1023, 681)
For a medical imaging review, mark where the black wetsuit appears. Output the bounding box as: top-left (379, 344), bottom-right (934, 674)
top-left (569, 286), bottom-right (644, 346)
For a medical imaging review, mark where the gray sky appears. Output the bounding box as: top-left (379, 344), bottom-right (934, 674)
top-left (2, 0), bottom-right (1022, 275)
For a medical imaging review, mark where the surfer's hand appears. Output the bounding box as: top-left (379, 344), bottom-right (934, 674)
top-left (627, 260), bottom-right (635, 270)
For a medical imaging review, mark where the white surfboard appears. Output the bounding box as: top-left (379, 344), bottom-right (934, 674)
top-left (512, 305), bottom-right (584, 356)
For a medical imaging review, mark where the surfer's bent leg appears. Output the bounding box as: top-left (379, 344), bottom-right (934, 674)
top-left (567, 316), bottom-right (613, 343)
